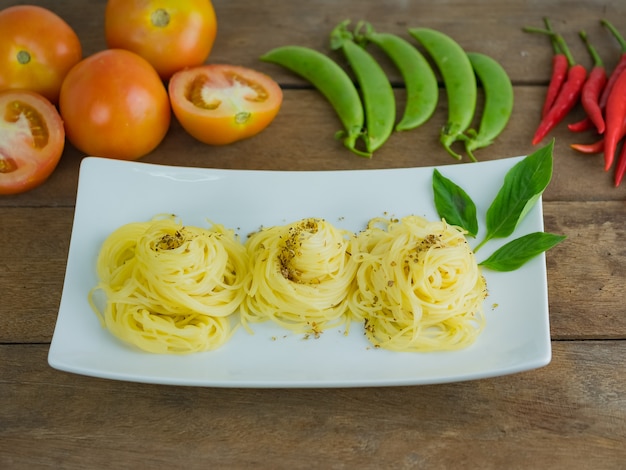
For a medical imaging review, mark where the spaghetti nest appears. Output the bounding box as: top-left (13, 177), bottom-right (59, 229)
top-left (240, 218), bottom-right (359, 335)
top-left (350, 216), bottom-right (487, 352)
top-left (89, 216), bottom-right (249, 354)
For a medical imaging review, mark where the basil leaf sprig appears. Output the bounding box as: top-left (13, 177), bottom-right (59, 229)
top-left (432, 140), bottom-right (566, 272)
top-left (433, 169), bottom-right (478, 237)
top-left (478, 232), bottom-right (566, 271)
top-left (475, 141), bottom-right (554, 252)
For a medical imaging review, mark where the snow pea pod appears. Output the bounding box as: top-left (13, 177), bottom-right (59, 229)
top-left (260, 45), bottom-right (366, 156)
top-left (463, 52), bottom-right (514, 161)
top-left (409, 27), bottom-right (477, 159)
top-left (354, 21), bottom-right (438, 131)
top-left (330, 20), bottom-right (396, 155)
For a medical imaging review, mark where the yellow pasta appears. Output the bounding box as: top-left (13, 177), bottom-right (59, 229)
top-left (349, 216), bottom-right (487, 352)
top-left (89, 212), bottom-right (489, 355)
top-left (240, 218), bottom-right (359, 335)
top-left (89, 216), bottom-right (249, 354)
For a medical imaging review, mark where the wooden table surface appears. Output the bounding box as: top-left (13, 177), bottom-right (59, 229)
top-left (2, 0), bottom-right (625, 468)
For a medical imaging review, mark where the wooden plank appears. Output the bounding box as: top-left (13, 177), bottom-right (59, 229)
top-left (10, 0), bottom-right (623, 83)
top-left (547, 201), bottom-right (626, 337)
top-left (0, 342), bottom-right (624, 468)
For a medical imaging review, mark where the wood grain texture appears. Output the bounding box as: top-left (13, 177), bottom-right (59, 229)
top-left (0, 343), bottom-right (624, 469)
top-left (1, 0), bottom-right (625, 468)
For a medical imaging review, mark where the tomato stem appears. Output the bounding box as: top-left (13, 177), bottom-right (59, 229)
top-left (16, 50), bottom-right (31, 65)
top-left (151, 9), bottom-right (170, 28)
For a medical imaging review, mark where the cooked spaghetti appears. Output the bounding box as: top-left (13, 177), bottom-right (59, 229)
top-left (88, 216), bottom-right (249, 354)
top-left (240, 218), bottom-right (359, 335)
top-left (349, 215), bottom-right (487, 352)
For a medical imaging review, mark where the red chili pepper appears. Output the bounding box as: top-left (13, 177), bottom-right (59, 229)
top-left (524, 18), bottom-right (569, 119)
top-left (603, 69), bottom-right (626, 171)
top-left (614, 140), bottom-right (626, 187)
top-left (541, 18), bottom-right (568, 118)
top-left (611, 116), bottom-right (626, 186)
top-left (570, 139), bottom-right (604, 154)
top-left (530, 33), bottom-right (587, 145)
top-left (544, 53), bottom-right (569, 117)
top-left (578, 31), bottom-right (608, 134)
top-left (567, 116), bottom-right (593, 133)
top-left (570, 116), bottom-right (626, 157)
top-left (599, 19), bottom-right (626, 109)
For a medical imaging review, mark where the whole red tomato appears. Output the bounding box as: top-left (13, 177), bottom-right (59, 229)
top-left (59, 49), bottom-right (171, 161)
top-left (105, 0), bottom-right (218, 80)
top-left (0, 89), bottom-right (65, 195)
top-left (0, 5), bottom-right (82, 104)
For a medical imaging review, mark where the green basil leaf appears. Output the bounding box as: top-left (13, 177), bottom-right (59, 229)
top-left (483, 141), bottom-right (554, 243)
top-left (432, 169), bottom-right (478, 237)
top-left (479, 231), bottom-right (566, 271)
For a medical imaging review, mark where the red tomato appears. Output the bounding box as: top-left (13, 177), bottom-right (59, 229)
top-left (0, 5), bottom-right (82, 104)
top-left (168, 65), bottom-right (283, 145)
top-left (0, 90), bottom-right (65, 195)
top-left (59, 49), bottom-right (171, 161)
top-left (105, 0), bottom-right (217, 80)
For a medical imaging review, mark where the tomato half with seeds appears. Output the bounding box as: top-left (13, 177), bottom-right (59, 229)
top-left (59, 49), bottom-right (171, 161)
top-left (0, 90), bottom-right (65, 195)
top-left (0, 5), bottom-right (82, 104)
top-left (168, 65), bottom-right (283, 145)
top-left (105, 0), bottom-right (217, 80)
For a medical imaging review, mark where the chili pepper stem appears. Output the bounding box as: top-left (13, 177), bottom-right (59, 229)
top-left (601, 19), bottom-right (626, 53)
top-left (597, 20), bottom-right (626, 112)
top-left (544, 18), bottom-right (561, 55)
top-left (522, 27), bottom-right (576, 66)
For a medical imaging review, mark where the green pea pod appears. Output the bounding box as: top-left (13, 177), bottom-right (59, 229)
top-left (330, 20), bottom-right (396, 155)
top-left (260, 45), bottom-right (366, 156)
top-left (463, 52), bottom-right (514, 161)
top-left (409, 27), bottom-right (477, 160)
top-left (354, 21), bottom-right (438, 131)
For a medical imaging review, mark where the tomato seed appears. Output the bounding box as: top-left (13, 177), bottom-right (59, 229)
top-left (5, 100), bottom-right (49, 148)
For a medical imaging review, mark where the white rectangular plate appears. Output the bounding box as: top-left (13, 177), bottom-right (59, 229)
top-left (49, 156), bottom-right (552, 387)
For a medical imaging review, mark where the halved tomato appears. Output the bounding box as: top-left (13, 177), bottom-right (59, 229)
top-left (168, 65), bottom-right (283, 145)
top-left (0, 89), bottom-right (65, 195)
